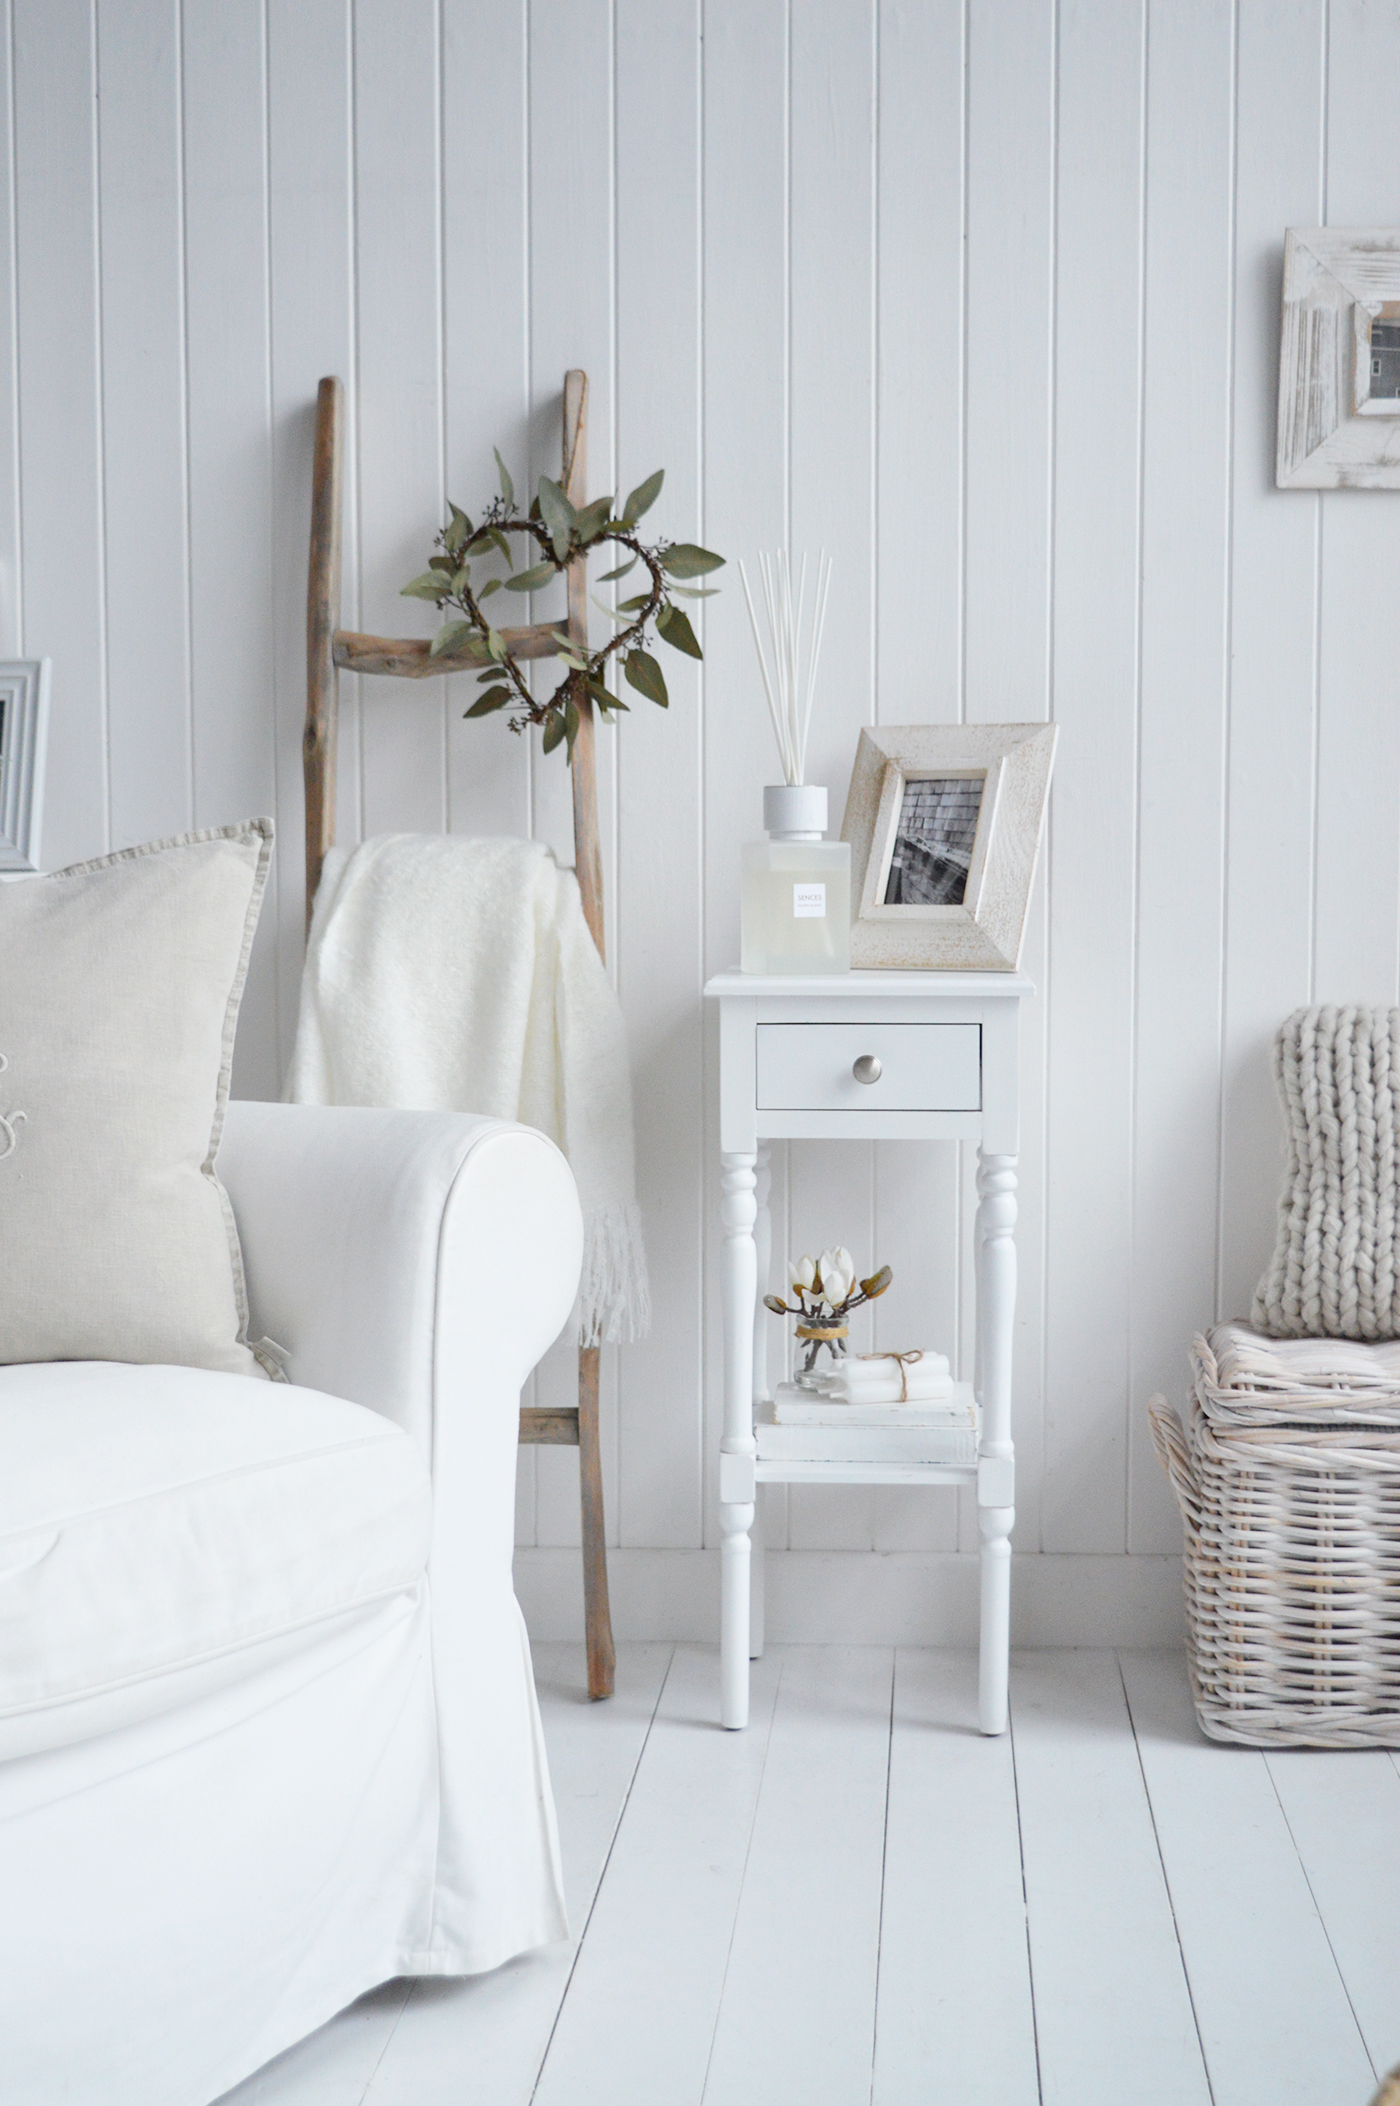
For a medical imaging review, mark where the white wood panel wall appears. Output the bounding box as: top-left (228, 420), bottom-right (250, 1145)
top-left (9, 0), bottom-right (1400, 1605)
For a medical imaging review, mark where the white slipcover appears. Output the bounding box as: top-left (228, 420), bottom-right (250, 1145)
top-left (0, 1102), bottom-right (584, 2106)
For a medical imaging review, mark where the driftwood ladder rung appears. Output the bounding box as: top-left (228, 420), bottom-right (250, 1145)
top-left (304, 370), bottom-right (616, 1701)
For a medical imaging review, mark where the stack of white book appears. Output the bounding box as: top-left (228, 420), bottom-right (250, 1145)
top-left (758, 1364), bottom-right (978, 1465)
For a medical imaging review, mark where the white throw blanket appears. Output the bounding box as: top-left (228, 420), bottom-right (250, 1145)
top-left (288, 834), bottom-right (649, 1346)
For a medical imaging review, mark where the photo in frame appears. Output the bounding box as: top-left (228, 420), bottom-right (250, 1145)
top-left (840, 723), bottom-right (1056, 970)
top-left (1276, 227), bottom-right (1400, 488)
top-left (0, 659), bottom-right (50, 874)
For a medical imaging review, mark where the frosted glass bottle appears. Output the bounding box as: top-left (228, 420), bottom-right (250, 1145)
top-left (740, 784), bottom-right (851, 974)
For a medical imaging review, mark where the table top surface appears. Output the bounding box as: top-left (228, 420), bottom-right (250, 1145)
top-left (703, 967), bottom-right (1036, 1000)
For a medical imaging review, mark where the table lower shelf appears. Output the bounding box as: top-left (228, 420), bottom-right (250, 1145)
top-left (754, 1457), bottom-right (978, 1487)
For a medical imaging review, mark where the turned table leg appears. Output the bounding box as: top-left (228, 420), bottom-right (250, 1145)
top-left (720, 1150), bottom-right (758, 1728)
top-left (975, 1149), bottom-right (1017, 1736)
top-left (749, 1145), bottom-right (771, 1661)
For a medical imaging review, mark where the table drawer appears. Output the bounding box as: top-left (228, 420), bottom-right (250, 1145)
top-left (755, 1023), bottom-right (981, 1112)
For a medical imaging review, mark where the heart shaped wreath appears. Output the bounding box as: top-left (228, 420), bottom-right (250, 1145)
top-left (402, 453), bottom-right (723, 762)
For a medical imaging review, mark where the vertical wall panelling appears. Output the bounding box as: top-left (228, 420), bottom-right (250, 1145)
top-left (528, 0), bottom-right (620, 1551)
top-left (1313, 4), bottom-right (1400, 1008)
top-left (96, 0), bottom-right (191, 850)
top-left (1042, 0), bottom-right (1145, 1553)
top-left (352, 0), bottom-right (445, 841)
top-left (182, 0), bottom-right (279, 1100)
top-left (442, 1), bottom-right (531, 847)
top-left (614, 0), bottom-right (704, 1549)
top-left (869, 0), bottom-right (965, 1558)
top-left (441, 0), bottom-right (536, 1543)
top-left (13, 0), bottom-right (107, 868)
top-left (1215, 0), bottom-right (1324, 1323)
top-left (266, 0), bottom-right (359, 1079)
top-left (0, 0), bottom-right (18, 659)
top-left (1129, 0), bottom-right (1236, 1553)
top-left (785, 0), bottom-right (878, 1556)
top-left (964, 0), bottom-right (1055, 1555)
top-left (19, 0), bottom-right (1400, 1628)
top-left (700, 0), bottom-right (790, 1549)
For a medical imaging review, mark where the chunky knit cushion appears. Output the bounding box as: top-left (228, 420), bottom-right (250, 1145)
top-left (1253, 1006), bottom-right (1400, 1340)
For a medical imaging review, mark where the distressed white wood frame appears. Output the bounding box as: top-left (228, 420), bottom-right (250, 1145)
top-left (0, 660), bottom-right (50, 872)
top-left (1277, 227), bottom-right (1400, 488)
top-left (840, 723), bottom-right (1056, 970)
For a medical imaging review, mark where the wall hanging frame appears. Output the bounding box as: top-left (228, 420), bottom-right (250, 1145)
top-left (0, 658), bottom-right (50, 873)
top-left (1277, 227), bottom-right (1400, 488)
top-left (840, 722), bottom-right (1056, 971)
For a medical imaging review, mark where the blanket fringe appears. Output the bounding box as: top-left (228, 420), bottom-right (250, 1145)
top-left (576, 1199), bottom-right (651, 1346)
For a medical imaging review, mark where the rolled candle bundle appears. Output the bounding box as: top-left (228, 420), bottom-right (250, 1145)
top-left (824, 1350), bottom-right (952, 1404)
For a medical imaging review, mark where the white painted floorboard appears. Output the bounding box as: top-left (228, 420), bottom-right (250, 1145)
top-left (1010, 1651), bottom-right (1210, 2106)
top-left (220, 1644), bottom-right (1400, 2106)
top-left (872, 1649), bottom-right (1038, 2105)
top-left (1120, 1649), bottom-right (1378, 2106)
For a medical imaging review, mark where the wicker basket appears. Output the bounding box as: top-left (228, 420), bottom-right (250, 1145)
top-left (1150, 1382), bottom-right (1400, 1748)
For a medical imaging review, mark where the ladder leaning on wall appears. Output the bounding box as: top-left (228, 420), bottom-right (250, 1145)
top-left (303, 370), bottom-right (616, 1701)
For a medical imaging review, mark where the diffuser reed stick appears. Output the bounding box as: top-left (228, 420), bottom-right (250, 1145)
top-left (738, 549), bottom-right (833, 786)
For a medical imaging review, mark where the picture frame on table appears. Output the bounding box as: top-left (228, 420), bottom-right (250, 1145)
top-left (1277, 227), bottom-right (1400, 488)
top-left (840, 722), bottom-right (1057, 971)
top-left (0, 659), bottom-right (49, 874)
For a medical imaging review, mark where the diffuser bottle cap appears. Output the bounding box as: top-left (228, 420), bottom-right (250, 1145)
top-left (764, 783), bottom-right (828, 841)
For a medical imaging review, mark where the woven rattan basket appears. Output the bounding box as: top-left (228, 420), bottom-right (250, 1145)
top-left (1150, 1378), bottom-right (1400, 1748)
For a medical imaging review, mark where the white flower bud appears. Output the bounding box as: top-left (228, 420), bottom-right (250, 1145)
top-left (789, 1254), bottom-right (816, 1293)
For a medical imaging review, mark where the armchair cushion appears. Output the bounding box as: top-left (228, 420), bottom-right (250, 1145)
top-left (0, 1360), bottom-right (430, 1758)
top-left (0, 821), bottom-right (275, 1377)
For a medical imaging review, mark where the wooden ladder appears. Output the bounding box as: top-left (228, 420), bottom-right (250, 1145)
top-left (304, 370), bottom-right (616, 1700)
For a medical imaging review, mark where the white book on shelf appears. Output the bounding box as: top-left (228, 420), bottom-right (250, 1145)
top-left (757, 1388), bottom-right (979, 1466)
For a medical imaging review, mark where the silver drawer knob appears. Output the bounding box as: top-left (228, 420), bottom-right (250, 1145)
top-left (852, 1054), bottom-right (882, 1085)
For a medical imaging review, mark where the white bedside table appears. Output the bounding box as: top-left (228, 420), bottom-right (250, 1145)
top-left (703, 968), bottom-right (1031, 1734)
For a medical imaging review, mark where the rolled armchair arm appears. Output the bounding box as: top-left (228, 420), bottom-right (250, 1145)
top-left (218, 1102), bottom-right (583, 1967)
top-left (218, 1101), bottom-right (582, 1552)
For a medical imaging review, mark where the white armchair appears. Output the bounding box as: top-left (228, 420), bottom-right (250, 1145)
top-left (0, 1102), bottom-right (583, 2106)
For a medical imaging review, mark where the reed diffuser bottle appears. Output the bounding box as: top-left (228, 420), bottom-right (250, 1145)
top-left (738, 551), bottom-right (850, 974)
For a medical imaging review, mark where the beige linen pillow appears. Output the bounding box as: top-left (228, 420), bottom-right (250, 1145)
top-left (0, 820), bottom-right (276, 1376)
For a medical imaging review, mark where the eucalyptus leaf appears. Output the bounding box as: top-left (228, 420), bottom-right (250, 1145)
top-left (430, 619), bottom-right (473, 657)
top-left (537, 476), bottom-right (576, 560)
top-left (587, 675), bottom-right (628, 716)
top-left (573, 495), bottom-right (613, 542)
top-left (597, 554), bottom-right (638, 582)
top-left (625, 648), bottom-right (668, 706)
top-left (429, 555), bottom-right (454, 573)
top-left (402, 573), bottom-right (449, 600)
top-left (487, 628), bottom-right (506, 661)
top-left (504, 561), bottom-right (557, 593)
top-left (656, 603), bottom-right (702, 658)
top-left (541, 709), bottom-right (566, 755)
top-left (488, 528), bottom-right (512, 562)
top-left (444, 504), bottom-right (471, 554)
top-left (477, 576), bottom-right (502, 598)
top-left (465, 686), bottom-right (512, 717)
top-left (667, 584), bottom-right (721, 598)
top-left (621, 467), bottom-right (664, 525)
top-left (592, 594), bottom-right (635, 625)
top-left (563, 695), bottom-right (581, 758)
top-left (616, 593), bottom-right (651, 613)
top-left (450, 568), bottom-right (471, 595)
top-left (493, 448), bottom-right (515, 507)
top-left (660, 542), bottom-right (725, 579)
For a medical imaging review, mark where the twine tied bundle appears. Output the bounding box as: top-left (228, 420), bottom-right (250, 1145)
top-left (856, 1349), bottom-right (925, 1402)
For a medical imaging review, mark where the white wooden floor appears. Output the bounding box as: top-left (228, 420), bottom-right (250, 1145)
top-left (218, 1644), bottom-right (1400, 2106)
